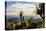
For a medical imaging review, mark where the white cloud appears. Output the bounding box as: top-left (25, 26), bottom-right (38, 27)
top-left (7, 3), bottom-right (37, 16)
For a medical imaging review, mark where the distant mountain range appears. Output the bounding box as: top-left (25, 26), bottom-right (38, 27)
top-left (6, 15), bottom-right (43, 23)
top-left (6, 15), bottom-right (20, 19)
top-left (6, 15), bottom-right (42, 19)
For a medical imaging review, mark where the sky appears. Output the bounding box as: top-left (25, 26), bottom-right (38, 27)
top-left (6, 1), bottom-right (36, 8)
top-left (6, 1), bottom-right (39, 16)
top-left (6, 0), bottom-right (44, 2)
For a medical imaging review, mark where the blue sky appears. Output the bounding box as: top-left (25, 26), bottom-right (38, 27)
top-left (6, 1), bottom-right (16, 8)
top-left (6, 1), bottom-right (36, 8)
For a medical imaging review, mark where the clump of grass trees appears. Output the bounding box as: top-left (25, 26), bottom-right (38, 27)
top-left (6, 17), bottom-right (44, 30)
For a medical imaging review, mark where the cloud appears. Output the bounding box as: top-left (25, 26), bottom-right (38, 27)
top-left (6, 3), bottom-right (37, 16)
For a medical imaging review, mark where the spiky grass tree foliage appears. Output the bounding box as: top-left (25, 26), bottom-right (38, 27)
top-left (37, 20), bottom-right (44, 28)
